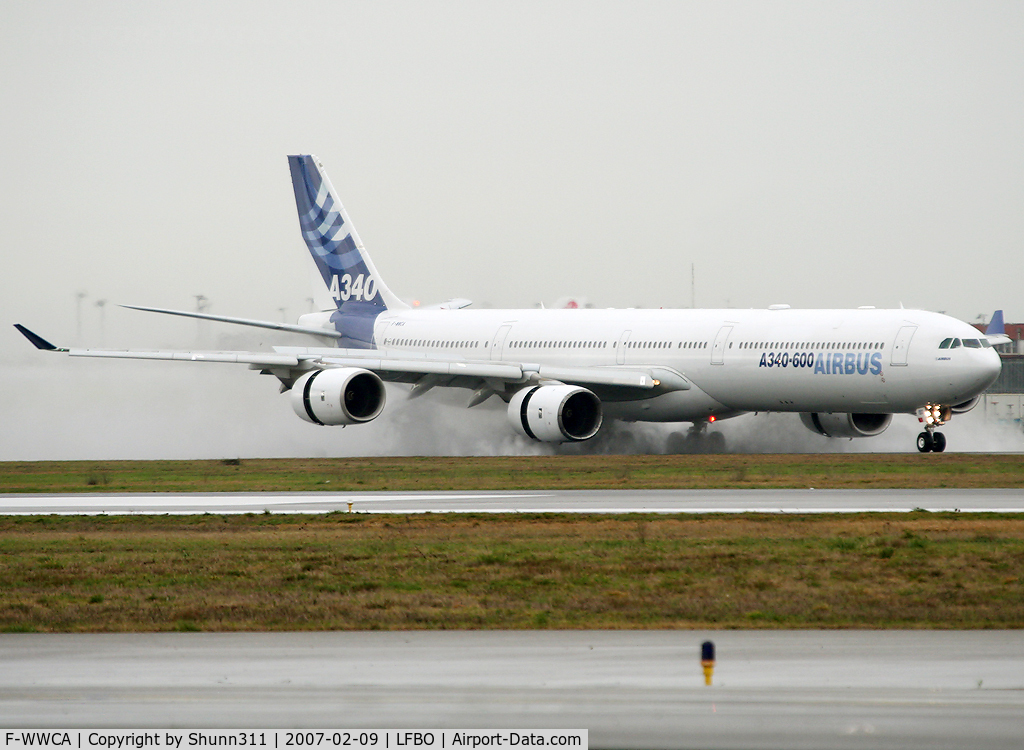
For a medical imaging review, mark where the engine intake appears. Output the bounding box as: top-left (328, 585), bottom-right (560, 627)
top-left (290, 368), bottom-right (386, 426)
top-left (508, 385), bottom-right (602, 442)
top-left (799, 412), bottom-right (892, 438)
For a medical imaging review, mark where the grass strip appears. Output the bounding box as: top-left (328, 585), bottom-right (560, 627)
top-left (2, 513), bottom-right (1022, 632)
top-left (2, 454), bottom-right (1024, 494)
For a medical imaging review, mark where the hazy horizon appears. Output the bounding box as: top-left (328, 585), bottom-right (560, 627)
top-left (3, 2), bottom-right (1022, 459)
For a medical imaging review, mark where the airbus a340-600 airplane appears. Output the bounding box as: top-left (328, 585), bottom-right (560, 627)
top-left (17, 155), bottom-right (1007, 453)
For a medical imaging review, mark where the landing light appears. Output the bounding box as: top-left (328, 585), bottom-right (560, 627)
top-left (917, 402), bottom-right (950, 427)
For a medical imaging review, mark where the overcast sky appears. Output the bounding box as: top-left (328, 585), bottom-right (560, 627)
top-left (2, 1), bottom-right (1022, 458)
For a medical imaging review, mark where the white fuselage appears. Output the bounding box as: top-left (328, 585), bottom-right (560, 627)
top-left (368, 306), bottom-right (1001, 422)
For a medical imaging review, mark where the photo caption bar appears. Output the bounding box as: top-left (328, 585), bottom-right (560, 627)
top-left (2, 731), bottom-right (587, 750)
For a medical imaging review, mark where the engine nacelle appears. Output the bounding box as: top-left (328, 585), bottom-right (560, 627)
top-left (799, 412), bottom-right (892, 438)
top-left (290, 368), bottom-right (386, 426)
top-left (508, 385), bottom-right (602, 442)
top-left (951, 395), bottom-right (981, 414)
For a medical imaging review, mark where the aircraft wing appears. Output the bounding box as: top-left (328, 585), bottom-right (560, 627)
top-left (282, 347), bottom-right (686, 391)
top-left (14, 324), bottom-right (689, 399)
top-left (14, 326), bottom-right (307, 367)
top-left (14, 325), bottom-right (685, 394)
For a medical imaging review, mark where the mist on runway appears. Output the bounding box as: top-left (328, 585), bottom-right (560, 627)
top-left (3, 352), bottom-right (1023, 460)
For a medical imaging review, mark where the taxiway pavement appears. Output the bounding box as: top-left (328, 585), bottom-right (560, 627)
top-left (2, 631), bottom-right (1023, 749)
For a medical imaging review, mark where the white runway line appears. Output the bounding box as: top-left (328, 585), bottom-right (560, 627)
top-left (2, 489), bottom-right (1023, 515)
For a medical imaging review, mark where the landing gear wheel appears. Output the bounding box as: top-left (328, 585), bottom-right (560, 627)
top-left (666, 432), bottom-right (688, 454)
top-left (916, 432), bottom-right (934, 453)
top-left (706, 432), bottom-right (726, 454)
top-left (615, 431), bottom-right (638, 455)
top-left (932, 432), bottom-right (946, 453)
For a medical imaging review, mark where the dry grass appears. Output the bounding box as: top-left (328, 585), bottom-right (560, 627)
top-left (2, 454), bottom-right (1024, 493)
top-left (1, 513), bottom-right (1022, 632)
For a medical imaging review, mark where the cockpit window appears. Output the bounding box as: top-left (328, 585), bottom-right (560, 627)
top-left (950, 338), bottom-right (961, 348)
top-left (981, 339), bottom-right (992, 348)
top-left (962, 338), bottom-right (981, 348)
top-left (939, 338), bottom-right (952, 349)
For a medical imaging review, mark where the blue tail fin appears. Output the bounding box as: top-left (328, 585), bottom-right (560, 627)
top-left (288, 155), bottom-right (406, 313)
top-left (986, 310), bottom-right (1005, 336)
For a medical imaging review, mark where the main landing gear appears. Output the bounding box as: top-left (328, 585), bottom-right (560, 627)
top-left (666, 421), bottom-right (726, 454)
top-left (916, 403), bottom-right (951, 453)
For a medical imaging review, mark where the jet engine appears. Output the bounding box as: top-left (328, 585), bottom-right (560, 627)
top-left (799, 412), bottom-right (892, 438)
top-left (290, 368), bottom-right (386, 426)
top-left (508, 385), bottom-right (602, 442)
top-left (951, 395), bottom-right (981, 414)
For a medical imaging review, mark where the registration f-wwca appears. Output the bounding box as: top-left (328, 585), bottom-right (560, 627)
top-left (3, 733), bottom-right (586, 750)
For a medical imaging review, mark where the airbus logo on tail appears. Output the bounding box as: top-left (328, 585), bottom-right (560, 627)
top-left (329, 273), bottom-right (378, 302)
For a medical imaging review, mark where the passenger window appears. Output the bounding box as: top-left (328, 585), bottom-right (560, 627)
top-left (939, 338), bottom-right (952, 349)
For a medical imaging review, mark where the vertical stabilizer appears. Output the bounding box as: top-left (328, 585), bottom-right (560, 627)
top-left (288, 155), bottom-right (407, 312)
top-left (985, 310), bottom-right (1005, 336)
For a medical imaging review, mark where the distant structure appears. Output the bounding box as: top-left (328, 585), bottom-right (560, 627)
top-left (973, 320), bottom-right (1024, 355)
top-left (973, 320), bottom-right (1024, 427)
top-left (552, 296), bottom-right (594, 310)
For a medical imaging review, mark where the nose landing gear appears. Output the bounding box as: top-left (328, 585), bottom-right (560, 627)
top-left (916, 430), bottom-right (946, 453)
top-left (916, 404), bottom-right (951, 453)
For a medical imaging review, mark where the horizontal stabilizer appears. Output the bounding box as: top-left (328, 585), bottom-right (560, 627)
top-left (419, 298), bottom-right (474, 310)
top-left (121, 305), bottom-right (342, 339)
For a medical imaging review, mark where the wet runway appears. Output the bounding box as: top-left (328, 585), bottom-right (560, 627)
top-left (2, 488), bottom-right (1024, 514)
top-left (4, 491), bottom-right (1021, 747)
top-left (2, 631), bottom-right (1022, 749)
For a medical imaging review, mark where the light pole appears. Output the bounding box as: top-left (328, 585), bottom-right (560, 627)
top-left (76, 291), bottom-right (87, 342)
top-left (194, 295), bottom-right (209, 344)
top-left (95, 299), bottom-right (107, 346)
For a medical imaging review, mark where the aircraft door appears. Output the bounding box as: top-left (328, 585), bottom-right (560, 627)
top-left (616, 330), bottom-right (632, 365)
top-left (890, 325), bottom-right (918, 366)
top-left (375, 321), bottom-right (397, 349)
top-left (490, 324), bottom-right (513, 360)
top-left (711, 326), bottom-right (733, 365)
